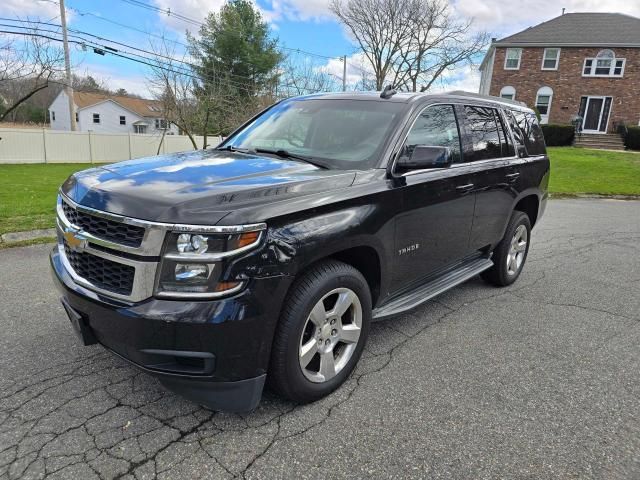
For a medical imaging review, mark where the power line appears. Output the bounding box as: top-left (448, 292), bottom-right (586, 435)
top-left (113, 0), bottom-right (342, 61)
top-left (0, 28), bottom-right (326, 95)
top-left (1, 17), bottom-right (346, 91)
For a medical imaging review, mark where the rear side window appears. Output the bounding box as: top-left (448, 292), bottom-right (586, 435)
top-left (511, 110), bottom-right (546, 155)
top-left (463, 106), bottom-right (510, 161)
top-left (403, 104), bottom-right (462, 163)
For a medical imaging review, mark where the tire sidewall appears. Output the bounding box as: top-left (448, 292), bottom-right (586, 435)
top-left (285, 269), bottom-right (371, 399)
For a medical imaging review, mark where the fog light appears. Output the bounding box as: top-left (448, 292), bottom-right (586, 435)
top-left (175, 263), bottom-right (209, 281)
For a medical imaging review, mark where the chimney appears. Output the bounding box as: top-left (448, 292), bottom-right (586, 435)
top-left (562, 7), bottom-right (566, 14)
top-left (491, 37), bottom-right (497, 43)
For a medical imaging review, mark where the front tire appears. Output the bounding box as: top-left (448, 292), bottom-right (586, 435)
top-left (268, 260), bottom-right (371, 403)
top-left (481, 211), bottom-right (531, 287)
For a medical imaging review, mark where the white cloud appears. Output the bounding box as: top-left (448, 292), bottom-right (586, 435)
top-left (319, 52), bottom-right (373, 85)
top-left (0, 0), bottom-right (59, 19)
top-left (149, 0), bottom-right (333, 33)
top-left (453, 0), bottom-right (640, 35)
top-left (151, 0), bottom-right (226, 32)
top-left (262, 0), bottom-right (333, 22)
top-left (428, 64), bottom-right (480, 93)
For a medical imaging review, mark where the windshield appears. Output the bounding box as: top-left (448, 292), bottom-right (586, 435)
top-left (221, 98), bottom-right (405, 170)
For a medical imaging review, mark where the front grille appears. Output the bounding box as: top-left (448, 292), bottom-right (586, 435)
top-left (64, 242), bottom-right (135, 296)
top-left (62, 200), bottom-right (145, 247)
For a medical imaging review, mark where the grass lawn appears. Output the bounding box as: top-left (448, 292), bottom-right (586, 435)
top-left (1, 147), bottom-right (639, 236)
top-left (548, 147), bottom-right (640, 196)
top-left (0, 163), bottom-right (94, 235)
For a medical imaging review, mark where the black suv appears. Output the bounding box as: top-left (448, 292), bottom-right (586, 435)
top-left (51, 91), bottom-right (549, 412)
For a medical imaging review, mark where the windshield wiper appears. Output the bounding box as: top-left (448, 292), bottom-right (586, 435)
top-left (215, 145), bottom-right (252, 154)
top-left (253, 148), bottom-right (329, 169)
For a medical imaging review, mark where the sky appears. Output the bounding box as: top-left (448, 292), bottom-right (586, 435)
top-left (2, 0), bottom-right (640, 98)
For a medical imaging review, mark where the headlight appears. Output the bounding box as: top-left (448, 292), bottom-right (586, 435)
top-left (155, 224), bottom-right (265, 298)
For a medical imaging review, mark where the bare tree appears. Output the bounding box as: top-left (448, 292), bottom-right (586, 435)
top-left (0, 26), bottom-right (65, 122)
top-left (147, 40), bottom-right (206, 149)
top-left (330, 0), bottom-right (489, 92)
top-left (278, 55), bottom-right (340, 98)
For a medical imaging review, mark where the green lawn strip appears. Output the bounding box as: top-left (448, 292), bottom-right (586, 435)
top-left (0, 163), bottom-right (94, 234)
top-left (0, 237), bottom-right (56, 250)
top-left (547, 147), bottom-right (640, 196)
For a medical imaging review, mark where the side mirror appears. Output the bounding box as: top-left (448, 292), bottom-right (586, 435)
top-left (397, 145), bottom-right (452, 171)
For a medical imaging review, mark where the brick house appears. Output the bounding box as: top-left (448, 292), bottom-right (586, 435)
top-left (479, 12), bottom-right (640, 136)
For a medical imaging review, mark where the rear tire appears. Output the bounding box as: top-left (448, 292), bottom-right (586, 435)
top-left (481, 211), bottom-right (531, 287)
top-left (268, 260), bottom-right (371, 403)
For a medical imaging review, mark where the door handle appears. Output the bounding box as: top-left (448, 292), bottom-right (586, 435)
top-left (456, 183), bottom-right (474, 192)
top-left (505, 172), bottom-right (520, 182)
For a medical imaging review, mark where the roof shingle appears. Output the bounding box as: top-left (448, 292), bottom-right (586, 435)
top-left (496, 12), bottom-right (640, 46)
top-left (72, 92), bottom-right (163, 117)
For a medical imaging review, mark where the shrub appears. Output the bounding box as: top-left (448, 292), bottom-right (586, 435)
top-left (624, 126), bottom-right (640, 151)
top-left (540, 124), bottom-right (575, 146)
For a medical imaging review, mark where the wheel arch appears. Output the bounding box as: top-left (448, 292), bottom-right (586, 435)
top-left (513, 192), bottom-right (540, 227)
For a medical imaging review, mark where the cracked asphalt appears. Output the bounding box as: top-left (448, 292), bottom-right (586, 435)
top-left (1, 198), bottom-right (639, 479)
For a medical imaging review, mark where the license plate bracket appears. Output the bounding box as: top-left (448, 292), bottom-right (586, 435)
top-left (61, 299), bottom-right (97, 346)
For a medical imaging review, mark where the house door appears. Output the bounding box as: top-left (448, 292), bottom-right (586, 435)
top-left (581, 96), bottom-right (612, 133)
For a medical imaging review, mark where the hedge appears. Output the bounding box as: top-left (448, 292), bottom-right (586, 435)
top-left (624, 126), bottom-right (640, 150)
top-left (540, 124), bottom-right (575, 146)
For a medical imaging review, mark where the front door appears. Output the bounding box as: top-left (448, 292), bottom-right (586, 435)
top-left (584, 97), bottom-right (603, 132)
top-left (391, 104), bottom-right (475, 291)
top-left (581, 96), bottom-right (612, 133)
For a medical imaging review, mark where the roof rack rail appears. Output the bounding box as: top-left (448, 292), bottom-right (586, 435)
top-left (445, 90), bottom-right (528, 107)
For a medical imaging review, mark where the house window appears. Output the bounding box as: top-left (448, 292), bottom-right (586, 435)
top-left (500, 86), bottom-right (516, 100)
top-left (93, 113), bottom-right (100, 124)
top-left (120, 116), bottom-right (126, 125)
top-left (542, 48), bottom-right (560, 70)
top-left (50, 111), bottom-right (55, 121)
top-left (155, 119), bottom-right (168, 129)
top-left (504, 48), bottom-right (522, 70)
top-left (535, 86), bottom-right (553, 124)
top-left (134, 124), bottom-right (147, 134)
top-left (583, 50), bottom-right (625, 77)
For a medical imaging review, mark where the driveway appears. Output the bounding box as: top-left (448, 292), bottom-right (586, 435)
top-left (1, 199), bottom-right (639, 479)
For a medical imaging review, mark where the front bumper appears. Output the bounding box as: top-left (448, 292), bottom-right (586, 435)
top-left (50, 247), bottom-right (292, 412)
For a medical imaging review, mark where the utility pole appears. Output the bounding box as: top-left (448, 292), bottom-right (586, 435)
top-left (342, 55), bottom-right (347, 92)
top-left (59, 0), bottom-right (77, 131)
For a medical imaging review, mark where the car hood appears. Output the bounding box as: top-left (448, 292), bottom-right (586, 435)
top-left (61, 149), bottom-right (356, 224)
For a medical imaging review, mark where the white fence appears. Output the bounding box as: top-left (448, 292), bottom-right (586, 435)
top-left (0, 128), bottom-right (223, 164)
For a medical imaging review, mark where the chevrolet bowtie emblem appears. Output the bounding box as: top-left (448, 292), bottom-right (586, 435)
top-left (63, 228), bottom-right (88, 252)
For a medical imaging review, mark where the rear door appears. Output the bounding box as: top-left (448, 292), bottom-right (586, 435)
top-left (460, 105), bottom-right (522, 250)
top-left (390, 103), bottom-right (476, 291)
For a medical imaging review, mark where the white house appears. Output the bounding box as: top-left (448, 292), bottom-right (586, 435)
top-left (48, 91), bottom-right (179, 135)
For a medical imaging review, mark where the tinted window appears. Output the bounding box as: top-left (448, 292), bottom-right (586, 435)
top-left (512, 110), bottom-right (546, 155)
top-left (505, 110), bottom-right (525, 147)
top-left (224, 98), bottom-right (405, 170)
top-left (495, 110), bottom-right (515, 157)
top-left (402, 104), bottom-right (462, 163)
top-left (463, 106), bottom-right (503, 161)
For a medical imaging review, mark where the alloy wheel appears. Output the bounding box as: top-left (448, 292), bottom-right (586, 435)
top-left (506, 224), bottom-right (528, 276)
top-left (299, 288), bottom-right (363, 383)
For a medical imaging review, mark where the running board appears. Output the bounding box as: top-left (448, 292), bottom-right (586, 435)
top-left (372, 257), bottom-right (494, 320)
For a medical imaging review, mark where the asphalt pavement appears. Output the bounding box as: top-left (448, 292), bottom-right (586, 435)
top-left (1, 199), bottom-right (639, 479)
